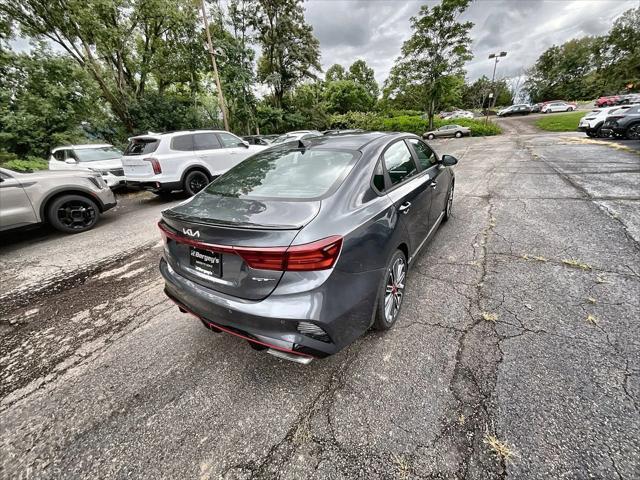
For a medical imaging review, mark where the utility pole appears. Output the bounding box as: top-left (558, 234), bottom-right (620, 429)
top-left (485, 51), bottom-right (507, 124)
top-left (200, 0), bottom-right (229, 131)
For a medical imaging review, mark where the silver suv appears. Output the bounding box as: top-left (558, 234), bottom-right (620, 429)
top-left (0, 167), bottom-right (116, 234)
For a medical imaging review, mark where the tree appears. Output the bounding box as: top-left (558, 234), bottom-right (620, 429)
top-left (288, 81), bottom-right (329, 128)
top-left (598, 7), bottom-right (640, 91)
top-left (1, 0), bottom-right (206, 133)
top-left (253, 0), bottom-right (321, 108)
top-left (0, 47), bottom-right (103, 157)
top-left (325, 64), bottom-right (346, 82)
top-left (324, 80), bottom-right (375, 114)
top-left (347, 59), bottom-right (379, 99)
top-left (461, 76), bottom-right (511, 109)
top-left (384, 0), bottom-right (473, 129)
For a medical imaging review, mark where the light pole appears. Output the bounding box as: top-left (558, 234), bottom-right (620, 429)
top-left (488, 51), bottom-right (507, 108)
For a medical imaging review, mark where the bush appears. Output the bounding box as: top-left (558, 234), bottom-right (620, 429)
top-left (329, 113), bottom-right (501, 136)
top-left (0, 156), bottom-right (49, 172)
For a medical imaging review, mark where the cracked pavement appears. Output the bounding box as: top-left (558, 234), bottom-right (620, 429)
top-left (1, 129), bottom-right (639, 479)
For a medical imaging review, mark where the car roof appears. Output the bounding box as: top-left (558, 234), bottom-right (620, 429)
top-left (129, 129), bottom-right (232, 140)
top-left (52, 143), bottom-right (113, 152)
top-left (280, 131), bottom-right (390, 150)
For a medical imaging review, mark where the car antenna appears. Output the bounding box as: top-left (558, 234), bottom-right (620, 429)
top-left (297, 139), bottom-right (308, 151)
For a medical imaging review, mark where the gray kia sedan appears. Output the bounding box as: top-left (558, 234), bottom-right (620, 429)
top-left (159, 132), bottom-right (457, 363)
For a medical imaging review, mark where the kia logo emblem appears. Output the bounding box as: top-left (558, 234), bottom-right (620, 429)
top-left (183, 228), bottom-right (200, 238)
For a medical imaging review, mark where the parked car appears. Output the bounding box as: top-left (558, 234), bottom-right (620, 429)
top-left (423, 124), bottom-right (471, 139)
top-left (578, 105), bottom-right (633, 137)
top-left (242, 135), bottom-right (272, 146)
top-left (595, 95), bottom-right (620, 107)
top-left (0, 167), bottom-right (116, 234)
top-left (541, 101), bottom-right (577, 113)
top-left (617, 93), bottom-right (640, 105)
top-left (497, 104), bottom-right (532, 117)
top-left (602, 105), bottom-right (640, 140)
top-left (122, 130), bottom-right (266, 197)
top-left (270, 130), bottom-right (321, 145)
top-left (439, 110), bottom-right (473, 120)
top-left (49, 144), bottom-right (126, 189)
top-left (530, 103), bottom-right (543, 113)
top-left (158, 132), bottom-right (458, 362)
top-left (322, 129), bottom-right (366, 136)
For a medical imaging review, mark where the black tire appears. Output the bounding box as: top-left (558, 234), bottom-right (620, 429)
top-left (47, 194), bottom-right (100, 234)
top-left (427, 133), bottom-right (435, 140)
top-left (183, 169), bottom-right (210, 196)
top-left (586, 130), bottom-right (596, 138)
top-left (455, 131), bottom-right (463, 138)
top-left (443, 182), bottom-right (454, 222)
top-left (373, 249), bottom-right (407, 331)
top-left (626, 123), bottom-right (640, 140)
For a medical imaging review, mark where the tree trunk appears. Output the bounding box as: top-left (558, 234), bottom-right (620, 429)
top-left (428, 97), bottom-right (435, 130)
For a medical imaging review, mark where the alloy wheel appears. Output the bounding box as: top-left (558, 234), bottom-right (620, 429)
top-left (57, 200), bottom-right (96, 230)
top-left (627, 124), bottom-right (640, 140)
top-left (446, 186), bottom-right (454, 217)
top-left (188, 172), bottom-right (208, 194)
top-left (384, 257), bottom-right (406, 324)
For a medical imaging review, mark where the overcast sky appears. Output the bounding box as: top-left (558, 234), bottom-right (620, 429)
top-left (304, 0), bottom-right (637, 85)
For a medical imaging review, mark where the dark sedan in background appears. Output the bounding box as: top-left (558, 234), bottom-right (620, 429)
top-left (158, 132), bottom-right (458, 363)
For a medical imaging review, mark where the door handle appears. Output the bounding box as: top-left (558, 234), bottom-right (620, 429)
top-left (398, 201), bottom-right (411, 214)
top-left (430, 180), bottom-right (438, 189)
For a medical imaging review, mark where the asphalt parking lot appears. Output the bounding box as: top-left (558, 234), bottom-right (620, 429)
top-left (1, 127), bottom-right (639, 479)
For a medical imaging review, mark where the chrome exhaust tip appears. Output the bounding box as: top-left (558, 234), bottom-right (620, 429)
top-left (266, 348), bottom-right (313, 365)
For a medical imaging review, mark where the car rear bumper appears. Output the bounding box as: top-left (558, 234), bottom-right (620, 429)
top-left (126, 180), bottom-right (182, 192)
top-left (159, 257), bottom-right (382, 359)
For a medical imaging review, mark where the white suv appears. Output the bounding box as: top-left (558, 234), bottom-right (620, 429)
top-left (578, 105), bottom-right (636, 137)
top-left (49, 144), bottom-right (126, 189)
top-left (121, 130), bottom-right (266, 196)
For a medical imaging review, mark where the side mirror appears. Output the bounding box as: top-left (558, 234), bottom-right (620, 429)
top-left (239, 141), bottom-right (250, 148)
top-left (441, 154), bottom-right (458, 166)
top-left (64, 158), bottom-right (77, 164)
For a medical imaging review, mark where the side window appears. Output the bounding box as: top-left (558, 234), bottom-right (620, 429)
top-left (53, 151), bottom-right (65, 161)
top-left (372, 161), bottom-right (385, 192)
top-left (407, 139), bottom-right (437, 170)
top-left (0, 170), bottom-right (11, 180)
top-left (383, 141), bottom-right (417, 186)
top-left (193, 133), bottom-right (221, 151)
top-left (171, 134), bottom-right (194, 151)
top-left (217, 132), bottom-right (242, 148)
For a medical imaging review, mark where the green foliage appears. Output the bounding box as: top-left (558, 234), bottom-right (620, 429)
top-left (525, 7), bottom-right (640, 102)
top-left (535, 112), bottom-right (585, 132)
top-left (324, 80), bottom-right (375, 114)
top-left (328, 113), bottom-right (501, 137)
top-left (384, 0), bottom-right (474, 129)
top-left (0, 156), bottom-right (49, 172)
top-left (3, 0), bottom-right (206, 132)
top-left (253, 0), bottom-right (321, 107)
top-left (0, 48), bottom-right (102, 158)
top-left (325, 64), bottom-right (346, 82)
top-left (347, 60), bottom-right (379, 99)
top-left (460, 75), bottom-right (512, 109)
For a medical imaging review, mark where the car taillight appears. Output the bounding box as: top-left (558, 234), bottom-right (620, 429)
top-left (158, 223), bottom-right (342, 272)
top-left (144, 157), bottom-right (162, 174)
top-left (236, 236), bottom-right (343, 271)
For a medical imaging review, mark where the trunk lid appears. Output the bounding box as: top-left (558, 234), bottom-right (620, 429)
top-left (161, 195), bottom-right (320, 300)
top-left (122, 136), bottom-right (160, 178)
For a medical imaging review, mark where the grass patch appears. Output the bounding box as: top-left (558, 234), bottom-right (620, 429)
top-left (482, 312), bottom-right (498, 322)
top-left (535, 111), bottom-right (585, 132)
top-left (484, 433), bottom-right (517, 463)
top-left (562, 259), bottom-right (592, 270)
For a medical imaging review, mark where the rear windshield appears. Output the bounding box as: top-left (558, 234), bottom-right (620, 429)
top-left (204, 148), bottom-right (358, 200)
top-left (74, 147), bottom-right (122, 162)
top-left (124, 138), bottom-right (160, 155)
